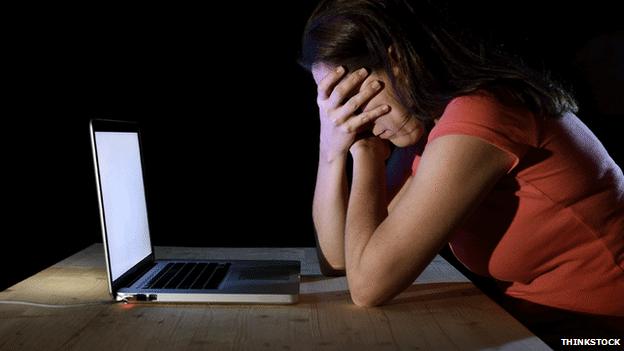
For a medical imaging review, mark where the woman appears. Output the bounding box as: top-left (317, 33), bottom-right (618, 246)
top-left (300, 0), bottom-right (624, 340)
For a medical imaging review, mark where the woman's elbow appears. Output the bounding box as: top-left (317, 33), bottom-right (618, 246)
top-left (316, 248), bottom-right (346, 277)
top-left (351, 292), bottom-right (384, 307)
top-left (348, 276), bottom-right (389, 307)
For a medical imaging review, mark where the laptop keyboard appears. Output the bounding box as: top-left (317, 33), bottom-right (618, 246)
top-left (142, 262), bottom-right (231, 290)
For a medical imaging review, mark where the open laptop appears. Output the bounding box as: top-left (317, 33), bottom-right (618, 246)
top-left (90, 119), bottom-right (300, 304)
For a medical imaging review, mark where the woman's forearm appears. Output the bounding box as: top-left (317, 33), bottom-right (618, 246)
top-left (345, 149), bottom-right (388, 302)
top-left (312, 150), bottom-right (349, 272)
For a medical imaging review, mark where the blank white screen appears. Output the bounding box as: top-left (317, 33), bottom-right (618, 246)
top-left (95, 132), bottom-right (152, 281)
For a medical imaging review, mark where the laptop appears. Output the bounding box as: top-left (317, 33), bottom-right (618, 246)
top-left (89, 119), bottom-right (300, 304)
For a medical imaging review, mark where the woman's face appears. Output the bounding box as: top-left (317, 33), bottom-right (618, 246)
top-left (312, 63), bottom-right (423, 147)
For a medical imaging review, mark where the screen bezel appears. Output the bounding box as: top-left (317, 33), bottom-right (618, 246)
top-left (89, 119), bottom-right (156, 297)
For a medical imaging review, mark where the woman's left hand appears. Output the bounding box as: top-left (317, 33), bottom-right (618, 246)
top-left (349, 135), bottom-right (391, 161)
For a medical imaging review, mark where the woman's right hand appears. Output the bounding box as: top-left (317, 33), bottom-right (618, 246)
top-left (316, 66), bottom-right (389, 162)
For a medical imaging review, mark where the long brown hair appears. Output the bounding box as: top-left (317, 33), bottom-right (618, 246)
top-left (300, 0), bottom-right (577, 121)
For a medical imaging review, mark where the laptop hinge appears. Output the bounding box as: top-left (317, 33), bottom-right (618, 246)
top-left (112, 255), bottom-right (156, 292)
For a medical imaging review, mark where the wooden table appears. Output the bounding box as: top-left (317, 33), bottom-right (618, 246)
top-left (0, 244), bottom-right (550, 350)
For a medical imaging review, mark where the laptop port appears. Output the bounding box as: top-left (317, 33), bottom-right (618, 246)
top-left (133, 294), bottom-right (157, 302)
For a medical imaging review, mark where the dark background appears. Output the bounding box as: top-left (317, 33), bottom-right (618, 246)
top-left (3, 1), bottom-right (622, 291)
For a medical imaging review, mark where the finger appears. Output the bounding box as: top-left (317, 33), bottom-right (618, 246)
top-left (328, 68), bottom-right (369, 107)
top-left (339, 104), bottom-right (390, 133)
top-left (333, 80), bottom-right (383, 125)
top-left (317, 66), bottom-right (346, 100)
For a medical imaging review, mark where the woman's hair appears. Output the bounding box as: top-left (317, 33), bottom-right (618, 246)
top-left (299, 0), bottom-right (577, 122)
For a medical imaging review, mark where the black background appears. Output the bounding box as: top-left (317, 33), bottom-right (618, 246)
top-left (3, 1), bottom-right (622, 291)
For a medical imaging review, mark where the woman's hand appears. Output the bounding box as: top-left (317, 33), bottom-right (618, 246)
top-left (350, 135), bottom-right (391, 162)
top-left (316, 67), bottom-right (389, 162)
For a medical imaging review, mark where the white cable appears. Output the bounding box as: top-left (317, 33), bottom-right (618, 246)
top-left (0, 300), bottom-right (122, 308)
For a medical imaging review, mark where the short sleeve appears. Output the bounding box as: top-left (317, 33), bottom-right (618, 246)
top-left (427, 93), bottom-right (538, 173)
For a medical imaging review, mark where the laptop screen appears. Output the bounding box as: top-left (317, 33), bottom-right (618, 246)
top-left (94, 131), bottom-right (152, 281)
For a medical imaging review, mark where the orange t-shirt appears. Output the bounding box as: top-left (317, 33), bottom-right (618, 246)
top-left (412, 93), bottom-right (624, 316)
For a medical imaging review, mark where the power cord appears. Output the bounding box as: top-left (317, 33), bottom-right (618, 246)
top-left (0, 300), bottom-right (124, 308)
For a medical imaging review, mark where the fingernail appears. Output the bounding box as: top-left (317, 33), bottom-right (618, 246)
top-left (382, 105), bottom-right (389, 111)
top-left (358, 68), bottom-right (368, 76)
top-left (336, 66), bottom-right (344, 74)
top-left (371, 81), bottom-right (381, 89)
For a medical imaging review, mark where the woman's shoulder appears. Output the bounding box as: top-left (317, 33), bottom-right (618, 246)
top-left (427, 91), bottom-right (540, 168)
top-left (442, 91), bottom-right (533, 121)
top-left (434, 91), bottom-right (538, 143)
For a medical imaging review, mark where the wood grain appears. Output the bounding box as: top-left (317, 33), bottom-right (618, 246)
top-left (0, 244), bottom-right (551, 350)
